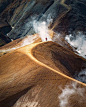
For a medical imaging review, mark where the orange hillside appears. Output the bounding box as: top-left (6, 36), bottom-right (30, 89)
top-left (0, 41), bottom-right (86, 107)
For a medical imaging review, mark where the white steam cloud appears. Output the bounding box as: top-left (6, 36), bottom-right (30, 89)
top-left (0, 34), bottom-right (39, 54)
top-left (21, 14), bottom-right (53, 42)
top-left (59, 82), bottom-right (86, 107)
top-left (33, 20), bottom-right (52, 42)
top-left (74, 69), bottom-right (86, 83)
top-left (65, 32), bottom-right (86, 58)
top-left (32, 14), bottom-right (53, 42)
top-left (21, 34), bottom-right (39, 46)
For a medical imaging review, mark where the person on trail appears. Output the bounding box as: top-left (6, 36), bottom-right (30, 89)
top-left (45, 38), bottom-right (47, 41)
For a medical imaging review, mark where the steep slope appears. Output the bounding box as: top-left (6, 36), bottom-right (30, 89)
top-left (0, 19), bottom-right (12, 46)
top-left (32, 42), bottom-right (86, 76)
top-left (0, 34), bottom-right (41, 56)
top-left (0, 41), bottom-right (86, 107)
top-left (0, 30), bottom-right (74, 57)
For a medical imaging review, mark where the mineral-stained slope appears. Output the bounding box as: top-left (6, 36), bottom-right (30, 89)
top-left (0, 41), bottom-right (86, 107)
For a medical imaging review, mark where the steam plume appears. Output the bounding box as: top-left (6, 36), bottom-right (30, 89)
top-left (74, 69), bottom-right (86, 83)
top-left (33, 20), bottom-right (52, 41)
top-left (59, 82), bottom-right (86, 107)
top-left (65, 32), bottom-right (86, 58)
top-left (32, 14), bottom-right (53, 42)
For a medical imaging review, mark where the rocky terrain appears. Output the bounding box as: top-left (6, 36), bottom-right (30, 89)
top-left (0, 0), bottom-right (86, 107)
top-left (0, 0), bottom-right (86, 41)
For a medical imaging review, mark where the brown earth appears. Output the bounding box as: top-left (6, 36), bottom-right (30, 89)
top-left (0, 41), bottom-right (86, 107)
top-left (0, 0), bottom-right (86, 107)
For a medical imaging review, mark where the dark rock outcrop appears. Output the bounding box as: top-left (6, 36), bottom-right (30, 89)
top-left (52, 0), bottom-right (86, 34)
top-left (0, 0), bottom-right (15, 14)
top-left (0, 19), bottom-right (12, 46)
top-left (0, 0), bottom-right (86, 40)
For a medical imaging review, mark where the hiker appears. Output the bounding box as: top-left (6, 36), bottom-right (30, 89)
top-left (45, 38), bottom-right (47, 41)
